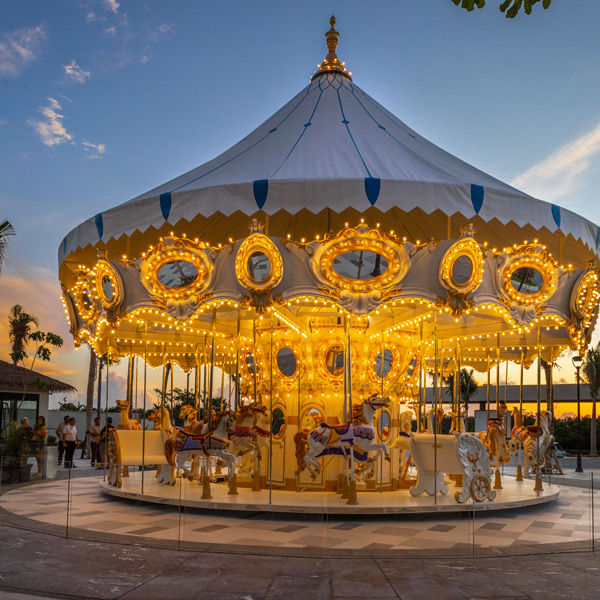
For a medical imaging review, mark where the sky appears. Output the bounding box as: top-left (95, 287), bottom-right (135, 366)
top-left (1, 0), bottom-right (600, 415)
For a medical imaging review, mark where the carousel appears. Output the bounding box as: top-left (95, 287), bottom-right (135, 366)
top-left (58, 18), bottom-right (599, 513)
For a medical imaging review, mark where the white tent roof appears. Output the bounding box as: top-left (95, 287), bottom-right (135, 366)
top-left (59, 71), bottom-right (599, 263)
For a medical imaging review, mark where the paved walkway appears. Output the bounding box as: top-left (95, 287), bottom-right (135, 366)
top-left (1, 523), bottom-right (600, 599)
top-left (1, 456), bottom-right (600, 598)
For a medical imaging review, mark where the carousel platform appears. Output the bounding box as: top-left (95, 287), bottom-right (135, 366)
top-left (100, 472), bottom-right (560, 515)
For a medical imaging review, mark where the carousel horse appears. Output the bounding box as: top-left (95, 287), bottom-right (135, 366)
top-left (230, 403), bottom-right (264, 472)
top-left (179, 404), bottom-right (206, 434)
top-left (425, 406), bottom-right (445, 433)
top-left (390, 409), bottom-right (416, 481)
top-left (107, 399), bottom-right (143, 482)
top-left (449, 407), bottom-right (467, 434)
top-left (509, 407), bottom-right (527, 452)
top-left (116, 399), bottom-right (142, 430)
top-left (294, 395), bottom-right (391, 480)
top-left (172, 410), bottom-right (237, 481)
top-left (521, 410), bottom-right (554, 479)
top-left (478, 404), bottom-right (511, 466)
top-left (147, 406), bottom-right (176, 485)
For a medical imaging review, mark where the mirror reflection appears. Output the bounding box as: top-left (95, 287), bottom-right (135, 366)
top-left (246, 352), bottom-right (255, 374)
top-left (272, 408), bottom-right (286, 438)
top-left (302, 407), bottom-right (324, 431)
top-left (157, 260), bottom-right (199, 288)
top-left (377, 410), bottom-right (391, 441)
top-left (332, 250), bottom-right (388, 280)
top-left (451, 255), bottom-right (473, 285)
top-left (247, 251), bottom-right (271, 282)
top-left (510, 266), bottom-right (544, 294)
top-left (375, 348), bottom-right (393, 378)
top-left (325, 345), bottom-right (345, 376)
top-left (102, 275), bottom-right (114, 301)
top-left (81, 289), bottom-right (93, 310)
top-left (276, 347), bottom-right (297, 377)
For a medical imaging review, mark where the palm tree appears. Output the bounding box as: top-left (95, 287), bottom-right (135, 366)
top-left (582, 343), bottom-right (600, 456)
top-left (0, 219), bottom-right (15, 274)
top-left (85, 347), bottom-right (98, 436)
top-left (443, 368), bottom-right (479, 431)
top-left (8, 305), bottom-right (39, 364)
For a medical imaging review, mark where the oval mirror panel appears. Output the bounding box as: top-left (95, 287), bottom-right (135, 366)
top-left (375, 348), bottom-right (393, 378)
top-left (510, 266), bottom-right (544, 294)
top-left (277, 347), bottom-right (297, 377)
top-left (378, 410), bottom-right (391, 441)
top-left (302, 407), bottom-right (324, 430)
top-left (325, 345), bottom-right (345, 376)
top-left (271, 407), bottom-right (286, 438)
top-left (451, 255), bottom-right (474, 286)
top-left (246, 352), bottom-right (255, 374)
top-left (81, 289), bottom-right (93, 310)
top-left (332, 251), bottom-right (388, 280)
top-left (102, 275), bottom-right (114, 301)
top-left (157, 260), bottom-right (199, 288)
top-left (247, 251), bottom-right (271, 282)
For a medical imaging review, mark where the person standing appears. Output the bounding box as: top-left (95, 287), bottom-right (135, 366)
top-left (98, 417), bottom-right (115, 469)
top-left (55, 415), bottom-right (69, 465)
top-left (89, 417), bottom-right (102, 466)
top-left (30, 416), bottom-right (48, 476)
top-left (62, 417), bottom-right (78, 469)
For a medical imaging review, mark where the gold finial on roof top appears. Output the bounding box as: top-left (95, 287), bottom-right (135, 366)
top-left (311, 15), bottom-right (352, 82)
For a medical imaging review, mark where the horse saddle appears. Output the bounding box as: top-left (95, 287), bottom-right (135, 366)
top-left (527, 425), bottom-right (539, 435)
top-left (320, 421), bottom-right (352, 436)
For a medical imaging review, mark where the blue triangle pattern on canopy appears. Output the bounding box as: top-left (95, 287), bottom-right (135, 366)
top-left (160, 192), bottom-right (172, 221)
top-left (253, 179), bottom-right (269, 209)
top-left (471, 184), bottom-right (484, 215)
top-left (551, 204), bottom-right (561, 228)
top-left (95, 213), bottom-right (103, 240)
top-left (364, 177), bottom-right (380, 206)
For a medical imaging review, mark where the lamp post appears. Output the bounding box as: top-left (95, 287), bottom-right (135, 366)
top-left (572, 355), bottom-right (583, 473)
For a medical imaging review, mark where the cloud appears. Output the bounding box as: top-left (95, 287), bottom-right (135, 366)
top-left (104, 26), bottom-right (116, 36)
top-left (28, 98), bottom-right (73, 147)
top-left (104, 0), bottom-right (119, 14)
top-left (511, 122), bottom-right (600, 203)
top-left (0, 25), bottom-right (47, 77)
top-left (82, 140), bottom-right (107, 159)
top-left (0, 119), bottom-right (7, 126)
top-left (63, 60), bottom-right (90, 84)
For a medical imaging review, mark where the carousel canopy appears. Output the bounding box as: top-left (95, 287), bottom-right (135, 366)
top-left (59, 18), bottom-right (599, 275)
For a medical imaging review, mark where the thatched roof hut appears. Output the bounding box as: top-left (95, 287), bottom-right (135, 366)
top-left (0, 359), bottom-right (76, 394)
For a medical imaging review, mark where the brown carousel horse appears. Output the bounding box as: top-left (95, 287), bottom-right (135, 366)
top-left (478, 403), bottom-right (511, 466)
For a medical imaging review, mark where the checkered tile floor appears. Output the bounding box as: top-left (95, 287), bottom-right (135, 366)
top-left (0, 476), bottom-right (597, 554)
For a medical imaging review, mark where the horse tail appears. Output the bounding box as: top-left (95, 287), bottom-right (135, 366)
top-left (294, 431), bottom-right (308, 472)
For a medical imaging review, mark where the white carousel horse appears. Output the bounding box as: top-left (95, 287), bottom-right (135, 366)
top-left (521, 410), bottom-right (554, 478)
top-left (449, 407), bottom-right (467, 434)
top-left (390, 409), bottom-right (416, 481)
top-left (230, 403), bottom-right (263, 473)
top-left (294, 396), bottom-right (391, 480)
top-left (147, 407), bottom-right (176, 485)
top-left (509, 406), bottom-right (527, 452)
top-left (425, 406), bottom-right (445, 434)
top-left (478, 404), bottom-right (511, 467)
top-left (172, 410), bottom-right (237, 481)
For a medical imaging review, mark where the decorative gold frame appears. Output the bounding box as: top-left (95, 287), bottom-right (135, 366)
top-left (139, 236), bottom-right (213, 300)
top-left (235, 233), bottom-right (283, 291)
top-left (318, 227), bottom-right (404, 293)
top-left (72, 272), bottom-right (96, 321)
top-left (440, 236), bottom-right (484, 295)
top-left (95, 259), bottom-right (122, 311)
top-left (273, 343), bottom-right (299, 380)
top-left (375, 408), bottom-right (392, 442)
top-left (502, 245), bottom-right (558, 305)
